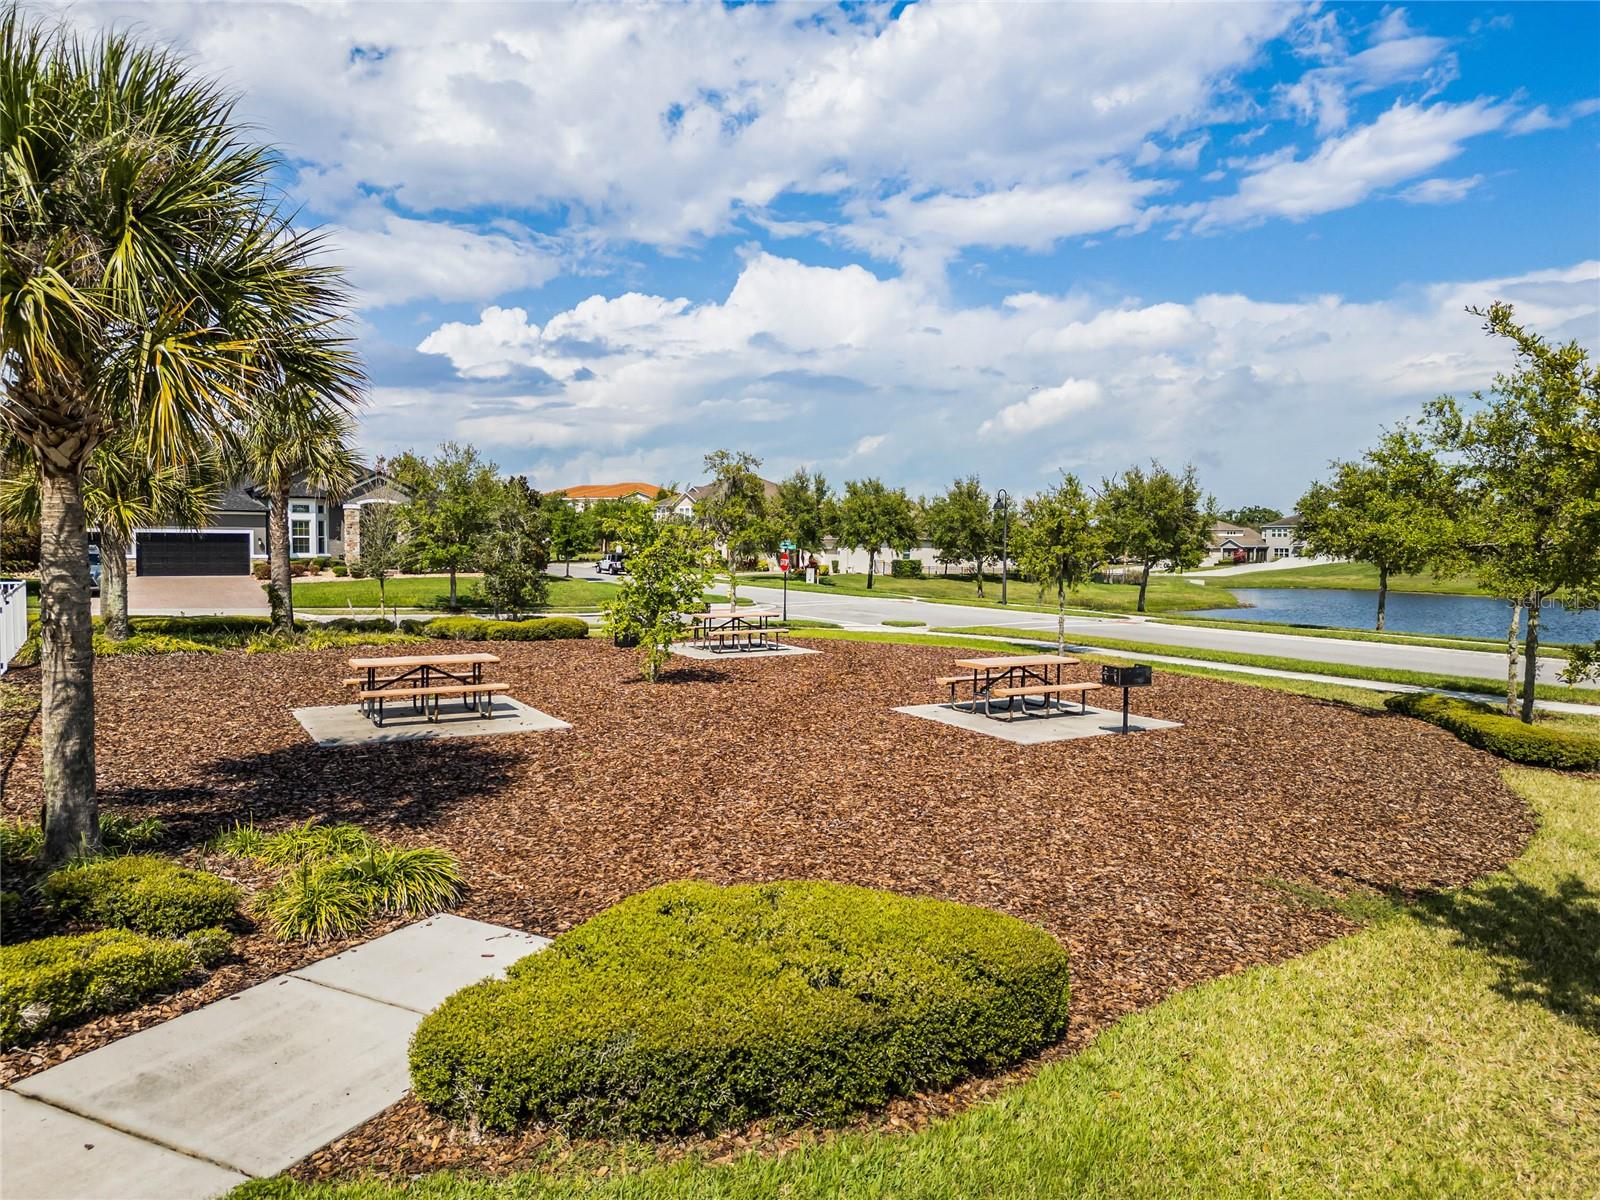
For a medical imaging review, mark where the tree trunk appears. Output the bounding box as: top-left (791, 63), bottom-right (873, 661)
top-left (1375, 564), bottom-right (1388, 632)
top-left (564, 555), bottom-right (571, 577)
top-left (100, 528), bottom-right (132, 641)
top-left (975, 557), bottom-right (984, 598)
top-left (1137, 561), bottom-right (1152, 613)
top-left (1521, 595), bottom-right (1541, 725)
top-left (727, 549), bottom-right (739, 606)
top-left (449, 567), bottom-right (459, 610)
top-left (39, 460), bottom-right (99, 865)
top-left (268, 488), bottom-right (294, 633)
top-left (1505, 601), bottom-right (1522, 717)
top-left (1056, 583), bottom-right (1067, 658)
top-left (866, 551), bottom-right (875, 588)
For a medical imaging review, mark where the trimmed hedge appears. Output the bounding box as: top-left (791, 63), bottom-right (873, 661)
top-left (1385, 693), bottom-right (1600, 771)
top-left (890, 559), bottom-right (924, 578)
top-left (42, 856), bottom-right (241, 936)
top-left (0, 928), bottom-right (229, 1044)
top-left (410, 881), bottom-right (1070, 1136)
top-left (419, 616), bottom-right (589, 642)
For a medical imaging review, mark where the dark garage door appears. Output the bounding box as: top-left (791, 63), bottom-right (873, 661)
top-left (136, 532), bottom-right (251, 576)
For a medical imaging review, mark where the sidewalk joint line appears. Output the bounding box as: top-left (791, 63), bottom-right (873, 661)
top-left (5, 1088), bottom-right (257, 1178)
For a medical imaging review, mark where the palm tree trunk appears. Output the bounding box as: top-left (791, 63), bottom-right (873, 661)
top-left (100, 528), bottom-right (131, 641)
top-left (1137, 561), bottom-right (1152, 613)
top-left (1520, 595), bottom-right (1541, 725)
top-left (39, 459), bottom-right (99, 864)
top-left (268, 488), bottom-right (294, 632)
top-left (1505, 601), bottom-right (1522, 717)
top-left (1375, 564), bottom-right (1388, 631)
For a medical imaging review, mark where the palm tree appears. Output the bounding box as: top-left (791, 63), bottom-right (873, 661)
top-left (1, 11), bottom-right (362, 862)
top-left (236, 392), bottom-right (360, 631)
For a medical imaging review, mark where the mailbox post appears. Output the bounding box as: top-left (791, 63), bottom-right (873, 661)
top-left (1099, 664), bottom-right (1153, 733)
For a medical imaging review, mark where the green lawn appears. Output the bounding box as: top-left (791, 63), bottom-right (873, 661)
top-left (293, 576), bottom-right (672, 613)
top-left (236, 761), bottom-right (1598, 1199)
top-left (741, 571), bottom-right (1240, 615)
top-left (931, 625), bottom-right (1600, 705)
top-left (1216, 561), bottom-right (1492, 594)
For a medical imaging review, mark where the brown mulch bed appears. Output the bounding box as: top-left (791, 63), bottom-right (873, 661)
top-left (0, 636), bottom-right (1533, 1179)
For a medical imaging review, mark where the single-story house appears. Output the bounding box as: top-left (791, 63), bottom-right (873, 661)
top-left (552, 482), bottom-right (663, 512)
top-left (1202, 523), bottom-right (1269, 566)
top-left (125, 469), bottom-right (408, 576)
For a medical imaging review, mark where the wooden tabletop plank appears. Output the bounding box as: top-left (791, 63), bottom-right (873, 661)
top-left (347, 652), bottom-right (500, 668)
top-left (951, 655), bottom-right (1080, 669)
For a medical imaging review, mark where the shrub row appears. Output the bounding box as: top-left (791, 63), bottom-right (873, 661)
top-left (1385, 693), bottom-right (1600, 771)
top-left (42, 856), bottom-right (241, 936)
top-left (889, 559), bottom-right (924, 578)
top-left (0, 928), bottom-right (229, 1045)
top-left (416, 616), bottom-right (589, 642)
top-left (410, 880), bottom-right (1071, 1136)
top-left (216, 820), bottom-right (462, 941)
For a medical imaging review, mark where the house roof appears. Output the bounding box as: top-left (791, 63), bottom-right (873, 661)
top-left (1209, 524), bottom-right (1267, 549)
top-left (1261, 514), bottom-right (1301, 530)
top-left (684, 477), bottom-right (781, 504)
top-left (555, 481), bottom-right (662, 500)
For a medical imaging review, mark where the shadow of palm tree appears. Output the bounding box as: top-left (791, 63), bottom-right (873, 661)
top-left (1411, 872), bottom-right (1600, 1034)
top-left (102, 738), bottom-right (519, 852)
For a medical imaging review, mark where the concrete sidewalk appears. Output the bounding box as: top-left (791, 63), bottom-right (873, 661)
top-left (2, 915), bottom-right (548, 1200)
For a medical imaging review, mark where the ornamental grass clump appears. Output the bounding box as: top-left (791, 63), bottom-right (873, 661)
top-left (218, 820), bottom-right (463, 942)
top-left (410, 881), bottom-right (1071, 1137)
top-left (42, 856), bottom-right (241, 936)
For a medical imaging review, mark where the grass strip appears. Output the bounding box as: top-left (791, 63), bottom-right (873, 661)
top-left (931, 626), bottom-right (1599, 706)
top-left (1153, 614), bottom-right (1577, 657)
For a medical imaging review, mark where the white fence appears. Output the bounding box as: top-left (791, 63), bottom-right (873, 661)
top-left (0, 580), bottom-right (28, 675)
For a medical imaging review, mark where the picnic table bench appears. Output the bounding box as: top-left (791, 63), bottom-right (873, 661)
top-left (689, 606), bottom-right (787, 653)
top-left (344, 652), bottom-right (507, 726)
top-left (941, 654), bottom-right (1101, 721)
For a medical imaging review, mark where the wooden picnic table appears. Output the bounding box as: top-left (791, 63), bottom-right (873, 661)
top-left (942, 654), bottom-right (1088, 718)
top-left (689, 606), bottom-right (786, 653)
top-left (344, 652), bottom-right (504, 726)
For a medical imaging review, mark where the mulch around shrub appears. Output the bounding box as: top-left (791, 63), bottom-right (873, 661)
top-left (0, 637), bottom-right (1533, 1179)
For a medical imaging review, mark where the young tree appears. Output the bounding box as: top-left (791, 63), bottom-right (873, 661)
top-left (1296, 424), bottom-right (1457, 630)
top-left (355, 502), bottom-right (404, 618)
top-left (772, 468), bottom-right (836, 556)
top-left (836, 478), bottom-right (920, 589)
top-left (477, 477), bottom-right (550, 617)
top-left (1016, 474), bottom-right (1106, 656)
top-left (926, 476), bottom-right (993, 595)
top-left (1426, 303), bottom-right (1600, 722)
top-left (237, 391), bottom-right (360, 631)
top-left (696, 450), bottom-right (776, 605)
top-left (403, 443), bottom-right (501, 609)
top-left (543, 493), bottom-right (593, 575)
top-left (1, 11), bottom-right (362, 863)
top-left (602, 523), bottom-right (718, 683)
top-left (1098, 462), bottom-right (1213, 613)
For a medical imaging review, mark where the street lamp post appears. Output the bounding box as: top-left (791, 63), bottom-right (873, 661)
top-left (994, 489), bottom-right (1010, 606)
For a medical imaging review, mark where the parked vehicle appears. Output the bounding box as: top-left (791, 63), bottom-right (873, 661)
top-left (595, 551), bottom-right (627, 576)
top-left (88, 544), bottom-right (101, 596)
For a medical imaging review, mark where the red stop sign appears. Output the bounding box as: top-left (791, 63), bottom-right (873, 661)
top-left (779, 552), bottom-right (790, 571)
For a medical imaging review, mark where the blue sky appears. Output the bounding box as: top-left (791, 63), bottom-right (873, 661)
top-left (72, 1), bottom-right (1600, 507)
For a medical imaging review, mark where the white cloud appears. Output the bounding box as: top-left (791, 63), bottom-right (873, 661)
top-left (1508, 99), bottom-right (1600, 135)
top-left (402, 253), bottom-right (1599, 502)
top-left (327, 215), bottom-right (559, 308)
top-left (1400, 175), bottom-right (1483, 205)
top-left (979, 380), bottom-right (1103, 438)
top-left (1199, 100), bottom-right (1507, 226)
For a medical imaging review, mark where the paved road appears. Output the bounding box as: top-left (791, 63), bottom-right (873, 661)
top-left (715, 580), bottom-right (1589, 690)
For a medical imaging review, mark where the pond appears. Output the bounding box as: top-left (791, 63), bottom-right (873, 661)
top-left (1184, 587), bottom-right (1600, 643)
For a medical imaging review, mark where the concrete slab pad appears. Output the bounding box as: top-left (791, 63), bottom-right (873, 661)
top-left (293, 696), bottom-right (570, 747)
top-left (13, 976), bottom-right (420, 1178)
top-left (0, 1091), bottom-right (247, 1200)
top-left (292, 914), bottom-right (550, 1013)
top-left (894, 702), bottom-right (1182, 745)
top-left (670, 642), bottom-right (818, 660)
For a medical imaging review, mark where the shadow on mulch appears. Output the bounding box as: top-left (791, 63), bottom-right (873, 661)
top-left (102, 738), bottom-right (520, 853)
top-left (1412, 871), bottom-right (1600, 1033)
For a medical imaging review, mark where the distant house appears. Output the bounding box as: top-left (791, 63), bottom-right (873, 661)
top-left (1203, 523), bottom-right (1269, 566)
top-left (1261, 514), bottom-right (1306, 559)
top-left (125, 467), bottom-right (407, 577)
top-left (552, 482), bottom-right (663, 512)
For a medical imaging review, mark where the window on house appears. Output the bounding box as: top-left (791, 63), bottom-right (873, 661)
top-left (290, 517), bottom-right (312, 556)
